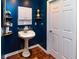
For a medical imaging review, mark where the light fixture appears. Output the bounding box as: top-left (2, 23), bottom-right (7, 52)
top-left (11, 0), bottom-right (16, 4)
top-left (37, 9), bottom-right (40, 17)
top-left (35, 8), bottom-right (41, 25)
top-left (36, 9), bottom-right (41, 19)
top-left (24, 0), bottom-right (29, 6)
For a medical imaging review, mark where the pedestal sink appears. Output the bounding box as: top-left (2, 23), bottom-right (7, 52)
top-left (18, 30), bottom-right (35, 57)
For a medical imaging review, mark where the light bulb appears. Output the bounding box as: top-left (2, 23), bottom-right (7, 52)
top-left (37, 13), bottom-right (40, 17)
top-left (37, 9), bottom-right (40, 12)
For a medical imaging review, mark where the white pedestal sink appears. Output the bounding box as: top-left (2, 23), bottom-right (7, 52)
top-left (18, 30), bottom-right (35, 57)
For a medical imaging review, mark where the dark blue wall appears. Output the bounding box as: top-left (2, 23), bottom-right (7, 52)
top-left (30, 0), bottom-right (47, 49)
top-left (1, 0), bottom-right (47, 55)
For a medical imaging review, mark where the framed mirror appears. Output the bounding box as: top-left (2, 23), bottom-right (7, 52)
top-left (18, 6), bottom-right (32, 25)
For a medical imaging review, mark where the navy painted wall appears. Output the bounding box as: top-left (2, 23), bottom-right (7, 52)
top-left (1, 0), bottom-right (47, 55)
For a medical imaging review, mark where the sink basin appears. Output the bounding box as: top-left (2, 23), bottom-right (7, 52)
top-left (18, 30), bottom-right (35, 57)
top-left (18, 30), bottom-right (35, 39)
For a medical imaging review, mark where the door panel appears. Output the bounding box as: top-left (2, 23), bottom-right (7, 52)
top-left (52, 30), bottom-right (59, 52)
top-left (63, 37), bottom-right (73, 59)
top-left (62, 29), bottom-right (73, 59)
top-left (62, 12), bottom-right (73, 31)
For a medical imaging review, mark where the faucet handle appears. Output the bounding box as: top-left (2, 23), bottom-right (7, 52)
top-left (24, 26), bottom-right (29, 31)
top-left (28, 26), bottom-right (32, 30)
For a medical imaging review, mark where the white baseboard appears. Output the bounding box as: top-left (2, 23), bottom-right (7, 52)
top-left (47, 49), bottom-right (58, 58)
top-left (47, 49), bottom-right (67, 59)
top-left (3, 44), bottom-right (49, 59)
top-left (62, 56), bottom-right (67, 59)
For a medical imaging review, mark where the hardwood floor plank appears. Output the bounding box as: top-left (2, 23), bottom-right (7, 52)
top-left (6, 47), bottom-right (55, 59)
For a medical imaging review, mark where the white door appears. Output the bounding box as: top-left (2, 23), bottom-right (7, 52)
top-left (47, 0), bottom-right (77, 59)
top-left (47, 1), bottom-right (62, 59)
top-left (61, 0), bottom-right (77, 58)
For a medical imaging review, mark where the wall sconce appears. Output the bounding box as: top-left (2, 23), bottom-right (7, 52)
top-left (36, 9), bottom-right (41, 19)
top-left (36, 9), bottom-right (40, 18)
top-left (35, 9), bottom-right (41, 25)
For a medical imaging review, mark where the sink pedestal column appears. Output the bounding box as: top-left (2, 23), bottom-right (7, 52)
top-left (22, 39), bottom-right (30, 57)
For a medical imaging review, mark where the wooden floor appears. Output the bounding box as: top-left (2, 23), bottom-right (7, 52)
top-left (6, 47), bottom-right (55, 59)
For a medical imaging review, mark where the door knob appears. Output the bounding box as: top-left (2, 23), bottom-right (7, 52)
top-left (49, 30), bottom-right (52, 32)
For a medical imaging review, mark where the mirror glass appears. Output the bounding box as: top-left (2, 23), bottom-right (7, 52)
top-left (18, 6), bottom-right (32, 25)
